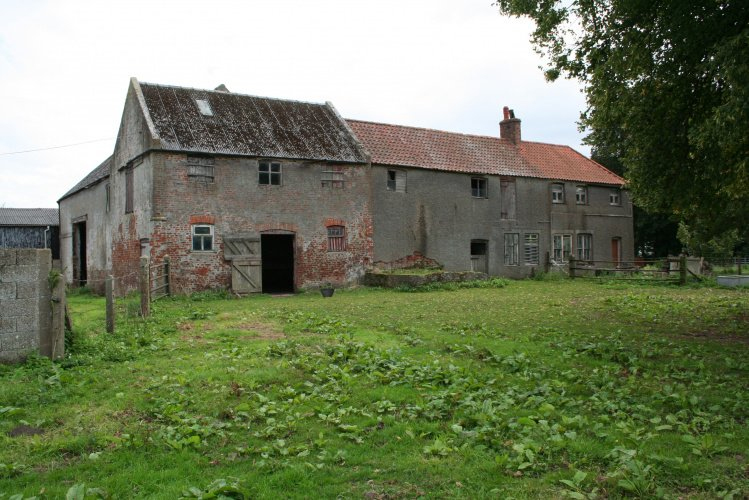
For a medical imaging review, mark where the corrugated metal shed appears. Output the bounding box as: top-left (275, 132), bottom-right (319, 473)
top-left (347, 119), bottom-right (625, 186)
top-left (58, 155), bottom-right (112, 202)
top-left (0, 208), bottom-right (59, 226)
top-left (138, 82), bottom-right (369, 164)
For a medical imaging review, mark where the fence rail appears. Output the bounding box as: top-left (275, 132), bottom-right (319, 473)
top-left (105, 255), bottom-right (171, 332)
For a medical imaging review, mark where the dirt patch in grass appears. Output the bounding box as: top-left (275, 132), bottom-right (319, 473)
top-left (673, 329), bottom-right (749, 345)
top-left (235, 322), bottom-right (285, 340)
top-left (8, 424), bottom-right (45, 437)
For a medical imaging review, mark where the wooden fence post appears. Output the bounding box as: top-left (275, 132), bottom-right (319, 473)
top-left (140, 256), bottom-right (150, 317)
top-left (544, 251), bottom-right (550, 274)
top-left (737, 257), bottom-right (742, 276)
top-left (49, 273), bottom-right (66, 360)
top-left (679, 254), bottom-right (687, 285)
top-left (569, 255), bottom-right (576, 279)
top-left (164, 255), bottom-right (171, 297)
top-left (105, 275), bottom-right (115, 333)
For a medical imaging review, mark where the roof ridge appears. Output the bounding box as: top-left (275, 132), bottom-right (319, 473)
top-left (139, 81), bottom-right (329, 108)
top-left (346, 118), bottom-right (506, 143)
top-left (520, 141), bottom-right (625, 183)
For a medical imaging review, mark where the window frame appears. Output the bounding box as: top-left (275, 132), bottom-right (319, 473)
top-left (192, 224), bottom-right (214, 252)
top-left (575, 185), bottom-right (588, 205)
top-left (327, 225), bottom-right (346, 252)
top-left (609, 189), bottom-right (622, 206)
top-left (321, 166), bottom-right (344, 189)
top-left (552, 234), bottom-right (572, 262)
top-left (187, 156), bottom-right (216, 182)
top-left (105, 182), bottom-right (110, 213)
top-left (524, 233), bottom-right (540, 265)
top-left (258, 160), bottom-right (282, 186)
top-left (576, 233), bottom-right (593, 261)
top-left (471, 177), bottom-right (488, 198)
top-left (125, 168), bottom-right (134, 214)
top-left (551, 183), bottom-right (565, 204)
top-left (504, 233), bottom-right (519, 266)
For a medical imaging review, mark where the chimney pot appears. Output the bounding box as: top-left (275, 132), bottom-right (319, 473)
top-left (502, 106), bottom-right (510, 120)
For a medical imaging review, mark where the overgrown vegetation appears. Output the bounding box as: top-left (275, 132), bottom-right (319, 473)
top-left (1, 281), bottom-right (748, 498)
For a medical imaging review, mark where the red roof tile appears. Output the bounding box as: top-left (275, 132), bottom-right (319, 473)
top-left (347, 120), bottom-right (624, 186)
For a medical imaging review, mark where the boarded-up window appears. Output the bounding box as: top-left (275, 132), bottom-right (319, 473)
top-left (327, 225), bottom-right (346, 252)
top-left (387, 170), bottom-right (406, 192)
top-left (504, 233), bottom-right (519, 266)
top-left (187, 156), bottom-right (215, 182)
top-left (500, 177), bottom-right (516, 219)
top-left (321, 166), bottom-right (344, 188)
top-left (524, 233), bottom-right (539, 265)
top-left (125, 168), bottom-right (133, 214)
top-left (105, 183), bottom-right (110, 213)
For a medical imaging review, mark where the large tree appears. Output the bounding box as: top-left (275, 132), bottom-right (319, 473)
top-left (496, 0), bottom-right (749, 244)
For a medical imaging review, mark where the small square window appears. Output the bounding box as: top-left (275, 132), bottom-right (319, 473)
top-left (259, 161), bottom-right (281, 185)
top-left (327, 225), bottom-right (346, 252)
top-left (321, 166), bottom-right (344, 188)
top-left (552, 183), bottom-right (565, 203)
top-left (471, 178), bottom-right (487, 198)
top-left (576, 186), bottom-right (588, 205)
top-left (386, 170), bottom-right (406, 192)
top-left (192, 225), bottom-right (214, 251)
top-left (188, 156), bottom-right (215, 182)
top-left (609, 189), bottom-right (621, 206)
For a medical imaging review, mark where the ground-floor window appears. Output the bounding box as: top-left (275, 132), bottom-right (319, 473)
top-left (504, 233), bottom-right (519, 266)
top-left (553, 234), bottom-right (572, 262)
top-left (327, 225), bottom-right (346, 252)
top-left (577, 233), bottom-right (592, 261)
top-left (192, 224), bottom-right (214, 251)
top-left (524, 233), bottom-right (539, 265)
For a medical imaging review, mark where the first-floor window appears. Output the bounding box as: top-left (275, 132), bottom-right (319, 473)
top-left (504, 233), bottom-right (519, 266)
top-left (524, 233), bottom-right (539, 265)
top-left (609, 189), bottom-right (621, 205)
top-left (259, 161), bottom-right (281, 185)
top-left (553, 234), bottom-right (572, 262)
top-left (321, 166), bottom-right (344, 188)
top-left (192, 225), bottom-right (214, 251)
top-left (327, 225), bottom-right (346, 252)
top-left (576, 186), bottom-right (588, 205)
top-left (577, 233), bottom-right (592, 261)
top-left (471, 177), bottom-right (488, 198)
top-left (551, 183), bottom-right (565, 203)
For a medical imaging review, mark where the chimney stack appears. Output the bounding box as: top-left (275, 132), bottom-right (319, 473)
top-left (500, 106), bottom-right (521, 144)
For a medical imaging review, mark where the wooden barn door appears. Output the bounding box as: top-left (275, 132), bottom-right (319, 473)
top-left (223, 235), bottom-right (262, 294)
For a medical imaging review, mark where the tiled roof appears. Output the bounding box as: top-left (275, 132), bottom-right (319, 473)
top-left (58, 155), bottom-right (112, 202)
top-left (347, 120), bottom-right (624, 186)
top-left (0, 208), bottom-right (59, 226)
top-left (138, 82), bottom-right (368, 164)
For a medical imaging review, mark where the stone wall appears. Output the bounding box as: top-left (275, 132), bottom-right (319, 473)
top-left (0, 249), bottom-right (64, 363)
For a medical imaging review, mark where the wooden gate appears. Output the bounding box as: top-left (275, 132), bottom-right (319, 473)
top-left (224, 235), bottom-right (262, 294)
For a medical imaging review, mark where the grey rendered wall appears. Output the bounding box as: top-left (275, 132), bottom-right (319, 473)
top-left (371, 165), bottom-right (633, 278)
top-left (59, 180), bottom-right (111, 293)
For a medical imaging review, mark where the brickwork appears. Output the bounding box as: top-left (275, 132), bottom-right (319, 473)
top-left (0, 249), bottom-right (55, 363)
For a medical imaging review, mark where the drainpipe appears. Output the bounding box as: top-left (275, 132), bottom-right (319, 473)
top-left (44, 226), bottom-right (50, 249)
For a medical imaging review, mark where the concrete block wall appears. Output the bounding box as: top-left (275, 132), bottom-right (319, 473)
top-left (0, 249), bottom-right (54, 363)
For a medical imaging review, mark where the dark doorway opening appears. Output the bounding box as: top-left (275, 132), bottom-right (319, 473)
top-left (261, 234), bottom-right (295, 293)
top-left (73, 221), bottom-right (87, 286)
top-left (470, 239), bottom-right (488, 274)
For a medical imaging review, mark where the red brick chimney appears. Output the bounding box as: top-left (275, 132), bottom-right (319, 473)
top-left (500, 106), bottom-right (521, 144)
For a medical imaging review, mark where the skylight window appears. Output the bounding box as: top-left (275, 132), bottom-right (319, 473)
top-left (195, 99), bottom-right (213, 116)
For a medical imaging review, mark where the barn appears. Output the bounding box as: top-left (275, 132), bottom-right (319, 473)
top-left (0, 208), bottom-right (60, 259)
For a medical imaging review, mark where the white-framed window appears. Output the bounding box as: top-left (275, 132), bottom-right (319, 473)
top-left (192, 224), bottom-right (214, 251)
top-left (552, 234), bottom-right (572, 262)
top-left (327, 225), bottom-right (346, 252)
top-left (387, 169), bottom-right (406, 192)
top-left (259, 161), bottom-right (281, 185)
top-left (471, 177), bottom-right (488, 198)
top-left (551, 183), bottom-right (565, 203)
top-left (524, 233), bottom-right (539, 265)
top-left (576, 186), bottom-right (588, 205)
top-left (577, 233), bottom-right (592, 261)
top-left (504, 233), bottom-right (519, 266)
top-left (609, 189), bottom-right (621, 206)
top-left (321, 166), bottom-right (344, 188)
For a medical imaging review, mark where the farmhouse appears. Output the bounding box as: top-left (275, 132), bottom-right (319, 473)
top-left (59, 79), bottom-right (632, 294)
top-left (0, 208), bottom-right (59, 259)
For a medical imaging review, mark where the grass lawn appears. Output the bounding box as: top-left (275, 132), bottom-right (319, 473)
top-left (1, 279), bottom-right (748, 498)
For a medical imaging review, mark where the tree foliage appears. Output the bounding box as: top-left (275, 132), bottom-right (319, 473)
top-left (495, 0), bottom-right (749, 243)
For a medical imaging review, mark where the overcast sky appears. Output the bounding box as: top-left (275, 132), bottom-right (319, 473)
top-left (0, 0), bottom-right (588, 209)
